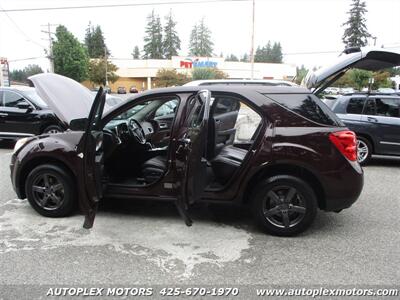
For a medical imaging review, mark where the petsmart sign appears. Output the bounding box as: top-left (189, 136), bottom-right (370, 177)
top-left (172, 56), bottom-right (224, 69)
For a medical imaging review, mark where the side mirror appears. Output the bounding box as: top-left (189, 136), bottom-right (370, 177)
top-left (17, 102), bottom-right (32, 111)
top-left (69, 118), bottom-right (88, 131)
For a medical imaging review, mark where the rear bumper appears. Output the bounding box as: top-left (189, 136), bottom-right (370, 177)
top-left (321, 161), bottom-right (364, 211)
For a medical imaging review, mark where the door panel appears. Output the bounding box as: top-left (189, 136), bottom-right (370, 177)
top-left (79, 88), bottom-right (106, 229)
top-left (361, 98), bottom-right (400, 155)
top-left (175, 90), bottom-right (210, 225)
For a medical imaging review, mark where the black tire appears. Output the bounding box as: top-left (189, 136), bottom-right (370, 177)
top-left (25, 164), bottom-right (77, 217)
top-left (251, 175), bottom-right (317, 237)
top-left (42, 125), bottom-right (63, 134)
top-left (356, 136), bottom-right (372, 165)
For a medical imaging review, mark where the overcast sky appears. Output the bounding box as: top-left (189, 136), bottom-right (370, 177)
top-left (1, 0), bottom-right (399, 71)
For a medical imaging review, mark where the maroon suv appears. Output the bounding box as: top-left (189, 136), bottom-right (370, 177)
top-left (10, 48), bottom-right (399, 236)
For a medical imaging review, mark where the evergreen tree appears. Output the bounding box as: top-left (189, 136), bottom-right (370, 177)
top-left (226, 54), bottom-right (239, 62)
top-left (143, 10), bottom-right (163, 59)
top-left (85, 23), bottom-right (109, 58)
top-left (53, 25), bottom-right (89, 82)
top-left (270, 42), bottom-right (283, 63)
top-left (342, 0), bottom-right (371, 47)
top-left (10, 64), bottom-right (43, 83)
top-left (189, 18), bottom-right (213, 57)
top-left (162, 11), bottom-right (181, 59)
top-left (132, 46), bottom-right (140, 59)
top-left (241, 53), bottom-right (249, 62)
top-left (189, 24), bottom-right (199, 56)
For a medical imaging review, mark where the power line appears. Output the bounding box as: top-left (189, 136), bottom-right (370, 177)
top-left (0, 0), bottom-right (251, 12)
top-left (0, 3), bottom-right (47, 50)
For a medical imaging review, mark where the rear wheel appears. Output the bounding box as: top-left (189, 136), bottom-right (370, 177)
top-left (25, 164), bottom-right (77, 217)
top-left (251, 175), bottom-right (317, 236)
top-left (356, 137), bottom-right (372, 165)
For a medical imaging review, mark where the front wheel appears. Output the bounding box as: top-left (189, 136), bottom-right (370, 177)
top-left (251, 175), bottom-right (317, 236)
top-left (25, 164), bottom-right (77, 217)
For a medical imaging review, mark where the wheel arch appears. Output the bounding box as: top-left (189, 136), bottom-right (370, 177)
top-left (18, 156), bottom-right (76, 199)
top-left (243, 163), bottom-right (326, 210)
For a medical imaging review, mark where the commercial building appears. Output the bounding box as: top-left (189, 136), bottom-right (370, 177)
top-left (0, 57), bottom-right (10, 87)
top-left (87, 56), bottom-right (297, 91)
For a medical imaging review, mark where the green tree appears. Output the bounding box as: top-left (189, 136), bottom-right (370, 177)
top-left (225, 54), bottom-right (239, 62)
top-left (53, 25), bottom-right (89, 82)
top-left (143, 10), bottom-right (163, 59)
top-left (191, 67), bottom-right (228, 80)
top-left (270, 42), bottom-right (283, 63)
top-left (342, 0), bottom-right (371, 47)
top-left (154, 68), bottom-right (189, 87)
top-left (10, 64), bottom-right (43, 83)
top-left (85, 23), bottom-right (109, 58)
top-left (162, 11), bottom-right (181, 59)
top-left (295, 65), bottom-right (308, 85)
top-left (189, 18), bottom-right (214, 57)
top-left (132, 46), bottom-right (140, 59)
top-left (349, 69), bottom-right (372, 90)
top-left (372, 71), bottom-right (392, 89)
top-left (88, 59), bottom-right (119, 86)
top-left (241, 53), bottom-right (249, 62)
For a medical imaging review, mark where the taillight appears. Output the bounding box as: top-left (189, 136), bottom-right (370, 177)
top-left (329, 131), bottom-right (357, 161)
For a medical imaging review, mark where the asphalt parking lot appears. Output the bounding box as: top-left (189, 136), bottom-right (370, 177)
top-left (0, 142), bottom-right (399, 293)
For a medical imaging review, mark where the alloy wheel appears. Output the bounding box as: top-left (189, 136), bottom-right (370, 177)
top-left (357, 140), bottom-right (369, 163)
top-left (262, 185), bottom-right (307, 229)
top-left (31, 173), bottom-right (65, 210)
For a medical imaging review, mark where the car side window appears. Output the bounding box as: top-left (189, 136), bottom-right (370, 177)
top-left (3, 91), bottom-right (27, 108)
top-left (213, 97), bottom-right (240, 115)
top-left (363, 99), bottom-right (376, 115)
top-left (346, 98), bottom-right (365, 114)
top-left (155, 99), bottom-right (178, 117)
top-left (375, 98), bottom-right (399, 118)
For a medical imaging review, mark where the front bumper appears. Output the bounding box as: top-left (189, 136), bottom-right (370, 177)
top-left (10, 153), bottom-right (23, 199)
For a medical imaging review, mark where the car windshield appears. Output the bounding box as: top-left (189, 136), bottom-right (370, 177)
top-left (113, 102), bottom-right (149, 120)
top-left (25, 90), bottom-right (48, 107)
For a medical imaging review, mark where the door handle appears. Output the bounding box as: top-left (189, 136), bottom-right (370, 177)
top-left (159, 123), bottom-right (168, 129)
top-left (0, 112), bottom-right (8, 117)
top-left (367, 117), bottom-right (378, 122)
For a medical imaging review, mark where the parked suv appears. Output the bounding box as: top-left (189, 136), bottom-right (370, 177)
top-left (10, 48), bottom-right (400, 236)
top-left (329, 93), bottom-right (400, 164)
top-left (10, 73), bottom-right (364, 237)
top-left (0, 86), bottom-right (63, 139)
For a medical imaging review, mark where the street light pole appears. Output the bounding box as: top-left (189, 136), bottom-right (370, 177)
top-left (250, 0), bottom-right (255, 80)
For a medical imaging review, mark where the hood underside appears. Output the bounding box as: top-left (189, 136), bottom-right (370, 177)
top-left (29, 73), bottom-right (110, 126)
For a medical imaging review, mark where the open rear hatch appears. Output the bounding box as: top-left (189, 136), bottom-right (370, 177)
top-left (302, 47), bottom-right (400, 94)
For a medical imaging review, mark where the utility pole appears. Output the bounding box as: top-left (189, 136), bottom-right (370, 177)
top-left (104, 46), bottom-right (108, 88)
top-left (41, 23), bottom-right (58, 73)
top-left (250, 0), bottom-right (255, 79)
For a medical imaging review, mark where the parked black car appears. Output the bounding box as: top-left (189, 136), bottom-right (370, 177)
top-left (329, 93), bottom-right (400, 164)
top-left (117, 87), bottom-right (127, 94)
top-left (0, 87), bottom-right (63, 139)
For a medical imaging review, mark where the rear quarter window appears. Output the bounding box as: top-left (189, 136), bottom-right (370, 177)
top-left (264, 93), bottom-right (343, 126)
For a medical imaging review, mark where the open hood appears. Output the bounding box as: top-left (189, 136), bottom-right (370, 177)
top-left (29, 73), bottom-right (109, 126)
top-left (302, 47), bottom-right (400, 93)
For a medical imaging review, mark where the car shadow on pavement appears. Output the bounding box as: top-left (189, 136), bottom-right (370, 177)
top-left (368, 156), bottom-right (400, 167)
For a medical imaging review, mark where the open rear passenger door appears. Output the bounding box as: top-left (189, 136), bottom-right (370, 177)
top-left (76, 88), bottom-right (106, 229)
top-left (175, 90), bottom-right (211, 226)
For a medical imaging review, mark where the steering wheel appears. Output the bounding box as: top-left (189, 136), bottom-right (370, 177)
top-left (128, 119), bottom-right (146, 144)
